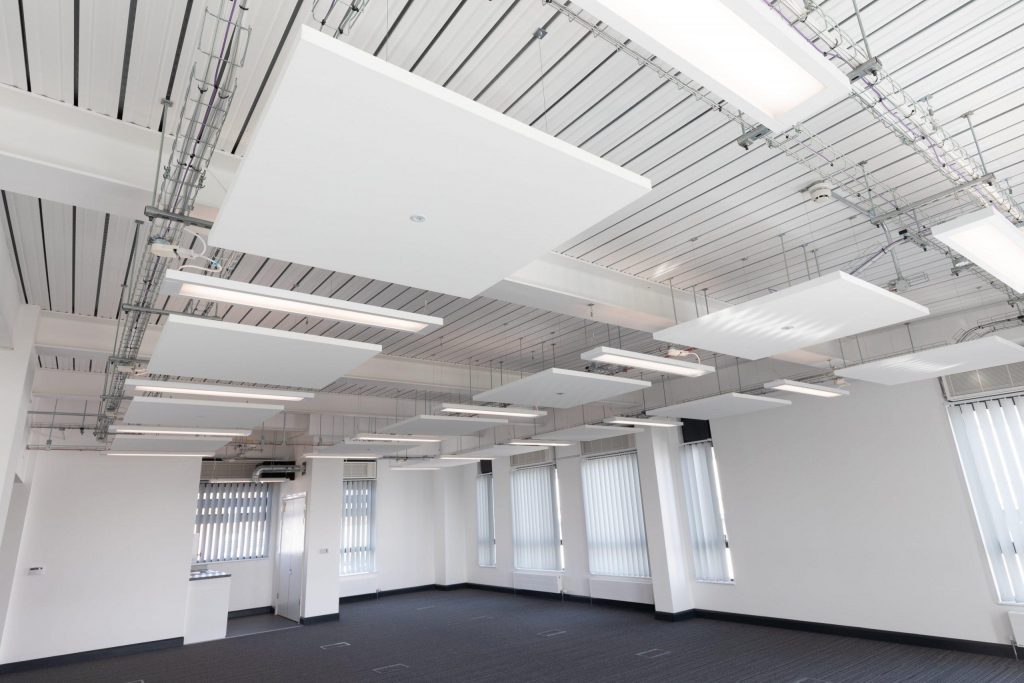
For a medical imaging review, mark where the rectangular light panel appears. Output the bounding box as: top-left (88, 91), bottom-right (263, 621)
top-left (533, 425), bottom-right (638, 441)
top-left (473, 368), bottom-right (650, 409)
top-left (834, 337), bottom-right (1024, 385)
top-left (208, 27), bottom-right (651, 299)
top-left (109, 434), bottom-right (233, 454)
top-left (573, 0), bottom-right (850, 131)
top-left (581, 346), bottom-right (715, 377)
top-left (764, 379), bottom-right (849, 397)
top-left (604, 416), bottom-right (682, 428)
top-left (147, 315), bottom-right (381, 389)
top-left (123, 396), bottom-right (283, 429)
top-left (649, 392), bottom-right (791, 419)
top-left (109, 425), bottom-right (251, 437)
top-left (160, 270), bottom-right (443, 333)
top-left (930, 206), bottom-right (1024, 294)
top-left (381, 415), bottom-right (508, 436)
top-left (125, 379), bottom-right (313, 402)
top-left (653, 272), bottom-right (929, 360)
top-left (440, 403), bottom-right (547, 419)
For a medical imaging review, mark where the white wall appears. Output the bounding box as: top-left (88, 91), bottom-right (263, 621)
top-left (692, 379), bottom-right (1012, 644)
top-left (0, 452), bottom-right (201, 664)
top-left (338, 466), bottom-right (435, 597)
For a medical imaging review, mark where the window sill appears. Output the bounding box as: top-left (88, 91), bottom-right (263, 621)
top-left (696, 579), bottom-right (735, 585)
top-left (588, 575), bottom-right (653, 583)
top-left (194, 557), bottom-right (269, 566)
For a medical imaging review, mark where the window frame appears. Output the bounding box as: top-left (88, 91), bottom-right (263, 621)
top-left (510, 463), bottom-right (564, 571)
top-left (680, 440), bottom-right (735, 584)
top-left (580, 450), bottom-right (651, 578)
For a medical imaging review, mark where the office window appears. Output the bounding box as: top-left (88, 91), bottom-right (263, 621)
top-left (476, 473), bottom-right (497, 567)
top-left (581, 451), bottom-right (651, 577)
top-left (680, 441), bottom-right (734, 583)
top-left (511, 464), bottom-right (563, 570)
top-left (195, 482), bottom-right (272, 563)
top-left (341, 479), bottom-right (376, 575)
top-left (949, 397), bottom-right (1024, 603)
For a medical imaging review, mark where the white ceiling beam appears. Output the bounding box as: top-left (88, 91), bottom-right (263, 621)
top-left (0, 85), bottom-right (237, 220)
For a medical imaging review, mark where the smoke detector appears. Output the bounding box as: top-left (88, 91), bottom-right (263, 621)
top-left (806, 182), bottom-right (834, 204)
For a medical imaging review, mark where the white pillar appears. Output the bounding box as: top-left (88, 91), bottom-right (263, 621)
top-left (635, 426), bottom-right (695, 617)
top-left (556, 452), bottom-right (589, 596)
top-left (0, 305), bottom-right (39, 539)
top-left (433, 467), bottom-right (469, 587)
top-left (300, 458), bottom-right (343, 620)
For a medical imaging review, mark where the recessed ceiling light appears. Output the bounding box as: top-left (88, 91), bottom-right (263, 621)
top-left (763, 379), bottom-right (849, 398)
top-left (160, 270), bottom-right (442, 333)
top-left (581, 346), bottom-right (715, 377)
top-left (506, 440), bottom-right (572, 448)
top-left (439, 403), bottom-right (547, 418)
top-left (126, 379), bottom-right (312, 402)
top-left (930, 206), bottom-right (1024, 293)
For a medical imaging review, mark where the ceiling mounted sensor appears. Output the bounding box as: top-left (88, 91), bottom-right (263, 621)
top-left (835, 337), bottom-right (1024, 385)
top-left (472, 368), bottom-right (651, 409)
top-left (581, 346), bottom-right (715, 377)
top-left (351, 434), bottom-right (442, 444)
top-left (533, 425), bottom-right (638, 441)
top-left (207, 27), bottom-right (650, 299)
top-left (930, 206), bottom-right (1024, 294)
top-left (653, 272), bottom-right (929, 360)
top-left (764, 379), bottom-right (849, 398)
top-left (380, 415), bottom-right (508, 436)
top-left (147, 315), bottom-right (381, 389)
top-left (649, 392), bottom-right (791, 419)
top-left (123, 397), bottom-right (284, 429)
top-left (108, 425), bottom-right (251, 437)
top-left (571, 0), bottom-right (850, 131)
top-left (604, 416), bottom-right (683, 428)
top-left (125, 379), bottom-right (313, 402)
top-left (160, 270), bottom-right (442, 333)
top-left (440, 404), bottom-right (547, 419)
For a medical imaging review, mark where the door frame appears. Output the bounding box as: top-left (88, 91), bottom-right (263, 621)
top-left (276, 492), bottom-right (307, 621)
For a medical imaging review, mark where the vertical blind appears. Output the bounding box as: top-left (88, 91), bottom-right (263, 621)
top-left (195, 482), bottom-right (272, 563)
top-left (511, 465), bottom-right (563, 570)
top-left (680, 441), bottom-right (734, 582)
top-left (476, 473), bottom-right (496, 567)
top-left (581, 451), bottom-right (651, 577)
top-left (949, 397), bottom-right (1024, 603)
top-left (341, 479), bottom-right (376, 575)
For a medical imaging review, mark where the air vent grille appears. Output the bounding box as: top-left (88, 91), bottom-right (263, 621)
top-left (511, 450), bottom-right (553, 468)
top-left (581, 434), bottom-right (636, 456)
top-left (343, 461), bottom-right (377, 480)
top-left (201, 460), bottom-right (257, 481)
top-left (943, 361), bottom-right (1024, 401)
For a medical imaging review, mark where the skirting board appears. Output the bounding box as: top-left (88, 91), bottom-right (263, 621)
top-left (339, 584), bottom-right (438, 604)
top-left (0, 637), bottom-right (183, 674)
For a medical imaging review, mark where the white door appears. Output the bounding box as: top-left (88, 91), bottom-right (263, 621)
top-left (277, 494), bottom-right (306, 622)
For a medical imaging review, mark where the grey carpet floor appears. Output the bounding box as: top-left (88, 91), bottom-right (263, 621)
top-left (6, 589), bottom-right (1024, 682)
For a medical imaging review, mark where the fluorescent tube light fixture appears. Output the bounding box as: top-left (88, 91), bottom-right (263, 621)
top-left (506, 440), bottom-right (572, 448)
top-left (572, 0), bottom-right (850, 131)
top-left (108, 452), bottom-right (212, 457)
top-left (352, 433), bottom-right (442, 444)
top-left (109, 425), bottom-right (251, 437)
top-left (581, 346), bottom-right (715, 377)
top-left (160, 270), bottom-right (443, 333)
top-left (930, 206), bottom-right (1024, 294)
top-left (125, 379), bottom-right (312, 402)
top-left (440, 403), bottom-right (547, 418)
top-left (604, 416), bottom-right (683, 428)
top-left (441, 456), bottom-right (496, 461)
top-left (764, 379), bottom-right (849, 398)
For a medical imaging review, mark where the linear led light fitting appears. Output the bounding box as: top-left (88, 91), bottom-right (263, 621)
top-left (160, 270), bottom-right (443, 333)
top-left (352, 433), bottom-right (442, 444)
top-left (581, 346), bottom-right (715, 378)
top-left (604, 416), bottom-right (682, 428)
top-left (393, 467), bottom-right (441, 471)
top-left (506, 440), bottom-right (572, 448)
top-left (441, 456), bottom-right (496, 461)
top-left (125, 379), bottom-right (313, 402)
top-left (109, 425), bottom-right (252, 437)
top-left (439, 403), bottom-right (547, 418)
top-left (108, 452), bottom-right (213, 457)
top-left (305, 454), bottom-right (380, 460)
top-left (764, 379), bottom-right (849, 398)
top-left (572, 0), bottom-right (850, 131)
top-left (930, 206), bottom-right (1024, 294)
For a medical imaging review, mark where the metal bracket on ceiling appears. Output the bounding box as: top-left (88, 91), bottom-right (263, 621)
top-left (143, 206), bottom-right (214, 231)
top-left (533, 27), bottom-right (548, 40)
top-left (735, 124), bottom-right (771, 150)
top-left (847, 57), bottom-right (882, 82)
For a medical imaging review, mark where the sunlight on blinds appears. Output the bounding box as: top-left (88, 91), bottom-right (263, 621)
top-left (681, 441), bottom-right (734, 583)
top-left (512, 465), bottom-right (563, 570)
top-left (195, 482), bottom-right (272, 563)
top-left (581, 451), bottom-right (650, 577)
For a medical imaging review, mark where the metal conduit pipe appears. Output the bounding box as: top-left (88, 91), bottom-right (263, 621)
top-left (956, 315), bottom-right (1024, 343)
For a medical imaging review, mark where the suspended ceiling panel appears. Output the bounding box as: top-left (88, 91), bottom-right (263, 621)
top-left (208, 27), bottom-right (652, 299)
top-left (455, 444), bottom-right (544, 458)
top-left (835, 337), bottom-right (1024, 385)
top-left (122, 397), bottom-right (283, 429)
top-left (108, 434), bottom-right (231, 454)
top-left (381, 415), bottom-right (508, 436)
top-left (653, 272), bottom-right (930, 360)
top-left (649, 392), bottom-right (791, 419)
top-left (533, 425), bottom-right (638, 441)
top-left (147, 316), bottom-right (382, 389)
top-left (473, 368), bottom-right (651, 409)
